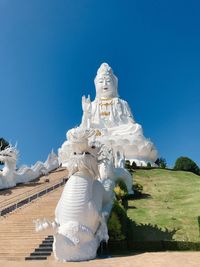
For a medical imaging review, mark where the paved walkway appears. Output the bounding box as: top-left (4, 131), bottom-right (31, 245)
top-left (0, 252), bottom-right (200, 267)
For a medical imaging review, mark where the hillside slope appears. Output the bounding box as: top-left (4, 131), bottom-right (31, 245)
top-left (128, 169), bottom-right (200, 242)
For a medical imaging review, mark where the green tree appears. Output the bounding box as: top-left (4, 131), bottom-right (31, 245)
top-left (114, 180), bottom-right (128, 209)
top-left (155, 157), bottom-right (167, 168)
top-left (0, 138), bottom-right (9, 151)
top-left (147, 162), bottom-right (151, 168)
top-left (125, 160), bottom-right (130, 168)
top-left (131, 161), bottom-right (137, 169)
top-left (125, 160), bottom-right (132, 172)
top-left (108, 200), bottom-right (129, 241)
top-left (0, 138), bottom-right (9, 165)
top-left (174, 157), bottom-right (199, 175)
top-left (107, 212), bottom-right (125, 241)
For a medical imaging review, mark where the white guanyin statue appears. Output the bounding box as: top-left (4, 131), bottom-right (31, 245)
top-left (59, 62), bottom-right (158, 166)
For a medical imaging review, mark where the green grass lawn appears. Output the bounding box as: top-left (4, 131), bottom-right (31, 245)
top-left (127, 169), bottom-right (200, 242)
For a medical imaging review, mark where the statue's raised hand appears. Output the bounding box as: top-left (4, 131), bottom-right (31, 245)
top-left (82, 95), bottom-right (91, 113)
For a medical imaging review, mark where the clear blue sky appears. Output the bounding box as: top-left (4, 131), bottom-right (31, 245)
top-left (0, 0), bottom-right (199, 167)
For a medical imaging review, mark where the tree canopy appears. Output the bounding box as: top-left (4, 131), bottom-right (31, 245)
top-left (155, 157), bottom-right (167, 168)
top-left (0, 138), bottom-right (9, 165)
top-left (0, 138), bottom-right (9, 151)
top-left (174, 156), bottom-right (199, 175)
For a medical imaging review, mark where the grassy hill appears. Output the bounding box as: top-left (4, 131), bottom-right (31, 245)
top-left (127, 169), bottom-right (200, 242)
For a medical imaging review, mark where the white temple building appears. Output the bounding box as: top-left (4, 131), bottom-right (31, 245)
top-left (59, 63), bottom-right (158, 166)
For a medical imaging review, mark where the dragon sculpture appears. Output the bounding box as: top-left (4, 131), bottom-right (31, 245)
top-left (35, 127), bottom-right (133, 261)
top-left (0, 145), bottom-right (59, 189)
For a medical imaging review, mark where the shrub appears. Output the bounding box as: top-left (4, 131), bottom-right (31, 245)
top-left (114, 184), bottom-right (126, 199)
top-left (131, 161), bottom-right (137, 169)
top-left (111, 201), bottom-right (128, 236)
top-left (160, 159), bottom-right (167, 169)
top-left (0, 138), bottom-right (9, 151)
top-left (134, 182), bottom-right (143, 193)
top-left (132, 182), bottom-right (143, 198)
top-left (107, 212), bottom-right (125, 241)
top-left (125, 160), bottom-right (130, 167)
top-left (114, 180), bottom-right (128, 209)
top-left (155, 157), bottom-right (167, 168)
top-left (0, 138), bottom-right (9, 165)
top-left (147, 162), bottom-right (151, 168)
top-left (174, 157), bottom-right (199, 175)
top-left (125, 160), bottom-right (132, 171)
top-left (114, 180), bottom-right (128, 196)
top-left (108, 199), bottom-right (134, 241)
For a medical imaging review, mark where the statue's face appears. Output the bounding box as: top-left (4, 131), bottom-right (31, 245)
top-left (95, 75), bottom-right (117, 98)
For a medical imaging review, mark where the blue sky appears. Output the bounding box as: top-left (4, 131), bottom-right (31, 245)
top-left (0, 0), bottom-right (199, 167)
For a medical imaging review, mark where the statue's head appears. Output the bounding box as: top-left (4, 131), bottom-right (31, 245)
top-left (94, 63), bottom-right (118, 99)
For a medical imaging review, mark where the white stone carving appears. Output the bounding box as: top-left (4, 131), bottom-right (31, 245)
top-left (98, 148), bottom-right (133, 194)
top-left (49, 62), bottom-right (158, 261)
top-left (36, 128), bottom-right (111, 261)
top-left (78, 62), bottom-right (158, 166)
top-left (0, 146), bottom-right (59, 189)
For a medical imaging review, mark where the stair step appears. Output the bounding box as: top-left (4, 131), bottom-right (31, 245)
top-left (26, 235), bottom-right (53, 260)
top-left (35, 248), bottom-right (53, 252)
top-left (25, 256), bottom-right (47, 260)
top-left (0, 170), bottom-right (67, 261)
top-left (42, 240), bottom-right (53, 244)
top-left (39, 244), bottom-right (53, 248)
top-left (30, 252), bottom-right (51, 256)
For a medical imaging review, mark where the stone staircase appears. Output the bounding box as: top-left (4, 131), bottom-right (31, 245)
top-left (0, 168), bottom-right (68, 216)
top-left (0, 171), bottom-right (66, 261)
top-left (25, 235), bottom-right (54, 260)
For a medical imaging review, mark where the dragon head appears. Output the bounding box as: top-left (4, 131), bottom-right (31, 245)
top-left (0, 145), bottom-right (18, 165)
top-left (64, 127), bottom-right (103, 178)
top-left (67, 127), bottom-right (102, 157)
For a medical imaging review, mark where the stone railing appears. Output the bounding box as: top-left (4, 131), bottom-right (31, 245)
top-left (0, 177), bottom-right (68, 217)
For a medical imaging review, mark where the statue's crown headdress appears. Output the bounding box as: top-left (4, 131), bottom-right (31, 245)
top-left (97, 63), bottom-right (113, 77)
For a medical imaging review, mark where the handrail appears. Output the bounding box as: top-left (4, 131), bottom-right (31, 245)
top-left (0, 177), bottom-right (63, 208)
top-left (0, 168), bottom-right (67, 207)
top-left (0, 177), bottom-right (68, 217)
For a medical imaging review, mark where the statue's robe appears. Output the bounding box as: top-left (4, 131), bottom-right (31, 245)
top-left (58, 97), bottom-right (158, 167)
top-left (89, 97), bottom-right (157, 163)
